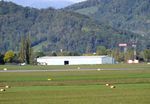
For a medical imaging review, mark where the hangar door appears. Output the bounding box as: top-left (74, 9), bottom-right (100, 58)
top-left (64, 61), bottom-right (69, 65)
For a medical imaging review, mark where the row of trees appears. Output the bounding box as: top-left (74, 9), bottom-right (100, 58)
top-left (0, 44), bottom-right (150, 65)
top-left (0, 35), bottom-right (32, 65)
top-left (95, 46), bottom-right (150, 62)
top-left (0, 51), bottom-right (80, 65)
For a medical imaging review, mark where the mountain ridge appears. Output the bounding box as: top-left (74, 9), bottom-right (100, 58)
top-left (65, 0), bottom-right (150, 37)
top-left (0, 1), bottom-right (146, 53)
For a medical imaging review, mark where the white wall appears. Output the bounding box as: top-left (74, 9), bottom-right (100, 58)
top-left (66, 57), bottom-right (102, 65)
top-left (37, 56), bottom-right (114, 65)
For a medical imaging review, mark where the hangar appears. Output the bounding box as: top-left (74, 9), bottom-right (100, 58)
top-left (37, 56), bottom-right (115, 65)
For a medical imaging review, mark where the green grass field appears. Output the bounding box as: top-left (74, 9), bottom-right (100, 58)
top-left (0, 63), bottom-right (150, 70)
top-left (0, 64), bottom-right (150, 104)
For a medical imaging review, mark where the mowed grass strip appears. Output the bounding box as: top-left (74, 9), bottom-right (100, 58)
top-left (0, 70), bottom-right (150, 86)
top-left (0, 84), bottom-right (150, 104)
top-left (0, 64), bottom-right (150, 70)
top-left (6, 83), bottom-right (150, 92)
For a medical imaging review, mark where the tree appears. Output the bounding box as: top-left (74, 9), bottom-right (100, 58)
top-left (19, 37), bottom-right (25, 63)
top-left (112, 48), bottom-right (123, 62)
top-left (124, 49), bottom-right (134, 61)
top-left (51, 52), bottom-right (57, 56)
top-left (25, 35), bottom-right (32, 64)
top-left (19, 35), bottom-right (32, 64)
top-left (0, 53), bottom-right (5, 64)
top-left (3, 50), bottom-right (15, 63)
top-left (96, 46), bottom-right (107, 55)
top-left (143, 49), bottom-right (150, 62)
top-left (34, 52), bottom-right (45, 58)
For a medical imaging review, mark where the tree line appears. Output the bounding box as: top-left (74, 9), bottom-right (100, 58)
top-left (0, 35), bottom-right (32, 65)
top-left (0, 44), bottom-right (150, 65)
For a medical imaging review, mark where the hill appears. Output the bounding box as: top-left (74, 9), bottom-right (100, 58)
top-left (0, 1), bottom-right (145, 53)
top-left (65, 0), bottom-right (150, 47)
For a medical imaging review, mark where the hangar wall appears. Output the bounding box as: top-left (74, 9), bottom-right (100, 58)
top-left (37, 56), bottom-right (115, 65)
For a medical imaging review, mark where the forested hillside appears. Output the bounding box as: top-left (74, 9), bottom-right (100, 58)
top-left (0, 1), bottom-right (145, 53)
top-left (66, 0), bottom-right (150, 48)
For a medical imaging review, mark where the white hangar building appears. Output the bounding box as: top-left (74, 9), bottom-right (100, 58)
top-left (37, 56), bottom-right (115, 65)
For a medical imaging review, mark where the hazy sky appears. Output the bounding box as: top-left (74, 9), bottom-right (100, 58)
top-left (3, 0), bottom-right (87, 9)
top-left (4, 0), bottom-right (87, 2)
top-left (67, 0), bottom-right (87, 3)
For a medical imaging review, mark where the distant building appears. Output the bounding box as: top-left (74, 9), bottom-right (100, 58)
top-left (37, 56), bottom-right (115, 65)
top-left (127, 59), bottom-right (139, 64)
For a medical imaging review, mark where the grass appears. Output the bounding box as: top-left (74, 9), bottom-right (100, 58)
top-left (32, 41), bottom-right (48, 52)
top-left (0, 64), bottom-right (150, 104)
top-left (0, 63), bottom-right (150, 70)
top-left (76, 6), bottom-right (99, 15)
top-left (1, 84), bottom-right (150, 104)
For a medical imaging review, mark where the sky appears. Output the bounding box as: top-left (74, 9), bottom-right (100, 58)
top-left (67, 0), bottom-right (87, 3)
top-left (3, 0), bottom-right (87, 9)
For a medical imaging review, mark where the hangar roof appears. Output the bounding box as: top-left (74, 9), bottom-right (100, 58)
top-left (37, 56), bottom-right (111, 59)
